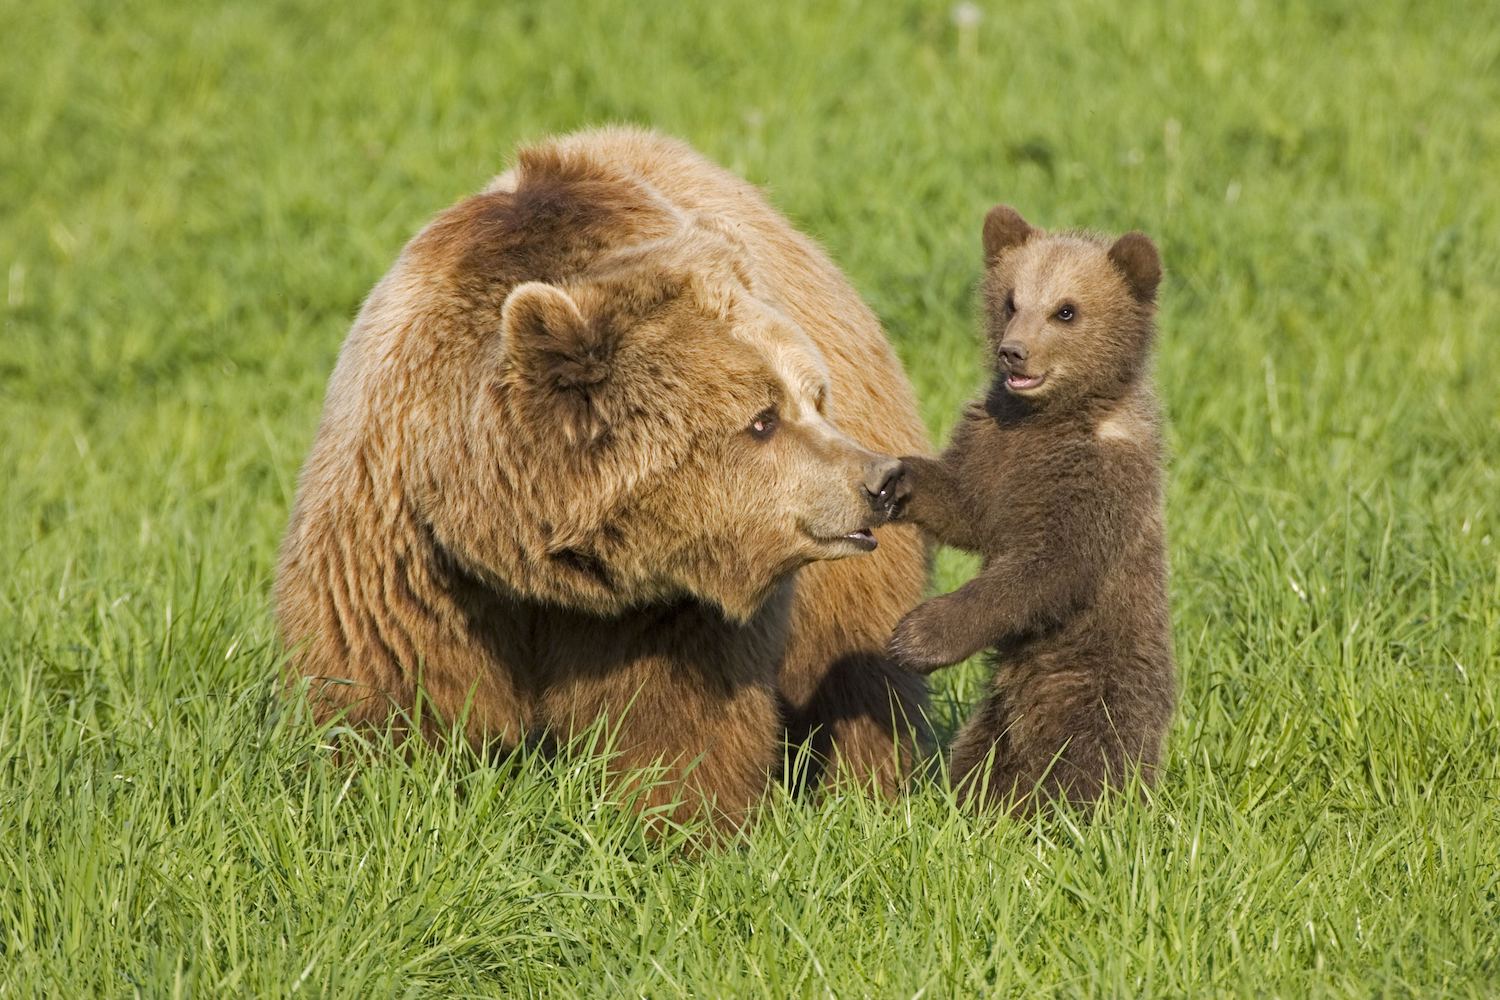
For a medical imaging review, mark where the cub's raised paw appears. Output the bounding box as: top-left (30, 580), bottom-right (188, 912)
top-left (880, 458), bottom-right (917, 522)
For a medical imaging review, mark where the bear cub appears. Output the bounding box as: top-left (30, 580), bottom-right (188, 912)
top-left (887, 205), bottom-right (1175, 815)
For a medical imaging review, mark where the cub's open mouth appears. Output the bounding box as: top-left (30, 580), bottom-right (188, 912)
top-left (1005, 371), bottom-right (1047, 392)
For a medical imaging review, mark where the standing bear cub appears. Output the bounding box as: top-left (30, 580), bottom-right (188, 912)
top-left (886, 205), bottom-right (1175, 815)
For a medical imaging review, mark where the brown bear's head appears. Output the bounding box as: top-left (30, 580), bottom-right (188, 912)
top-left (978, 205), bottom-right (1161, 409)
top-left (434, 218), bottom-right (901, 623)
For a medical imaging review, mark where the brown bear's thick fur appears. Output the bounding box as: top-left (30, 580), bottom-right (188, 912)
top-left (887, 205), bottom-right (1175, 815)
top-left (274, 128), bottom-right (931, 832)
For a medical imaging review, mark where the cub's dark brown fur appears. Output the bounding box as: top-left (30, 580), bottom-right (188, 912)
top-left (887, 205), bottom-right (1175, 815)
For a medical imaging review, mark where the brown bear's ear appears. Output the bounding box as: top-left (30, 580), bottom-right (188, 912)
top-left (690, 213), bottom-right (756, 289)
top-left (501, 282), bottom-right (614, 443)
top-left (1107, 232), bottom-right (1162, 302)
top-left (982, 205), bottom-right (1036, 265)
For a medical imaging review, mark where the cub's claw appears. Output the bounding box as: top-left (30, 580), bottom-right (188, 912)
top-left (887, 603), bottom-right (966, 674)
top-left (881, 459), bottom-right (916, 522)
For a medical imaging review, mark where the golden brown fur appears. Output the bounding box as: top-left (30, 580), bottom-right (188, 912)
top-left (887, 206), bottom-right (1175, 815)
top-left (274, 128), bottom-right (931, 832)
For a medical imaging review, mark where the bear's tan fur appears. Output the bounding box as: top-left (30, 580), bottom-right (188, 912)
top-left (275, 128), bottom-right (931, 831)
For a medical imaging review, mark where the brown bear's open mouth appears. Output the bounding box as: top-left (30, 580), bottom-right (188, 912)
top-left (1005, 371), bottom-right (1047, 392)
top-left (808, 528), bottom-right (879, 554)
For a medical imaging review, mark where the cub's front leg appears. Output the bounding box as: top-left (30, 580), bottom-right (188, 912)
top-left (887, 401), bottom-right (997, 553)
top-left (888, 455), bottom-right (991, 555)
top-left (887, 569), bottom-right (1009, 673)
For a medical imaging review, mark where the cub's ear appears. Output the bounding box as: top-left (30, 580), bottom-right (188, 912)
top-left (982, 205), bottom-right (1036, 265)
top-left (1108, 232), bottom-right (1162, 302)
top-left (501, 282), bottom-right (614, 444)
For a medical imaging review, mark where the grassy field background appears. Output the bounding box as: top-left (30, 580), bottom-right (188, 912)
top-left (3, 1), bottom-right (1498, 995)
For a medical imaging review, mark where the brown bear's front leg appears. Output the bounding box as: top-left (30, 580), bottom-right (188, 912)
top-left (534, 602), bottom-right (785, 837)
top-left (779, 648), bottom-right (932, 796)
top-left (624, 681), bottom-right (782, 835)
top-left (540, 666), bottom-right (782, 836)
top-left (777, 525), bottom-right (933, 797)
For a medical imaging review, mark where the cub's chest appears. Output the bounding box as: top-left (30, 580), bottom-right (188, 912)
top-left (957, 418), bottom-right (1087, 491)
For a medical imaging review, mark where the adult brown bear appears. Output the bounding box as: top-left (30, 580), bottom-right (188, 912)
top-left (274, 128), bottom-right (930, 831)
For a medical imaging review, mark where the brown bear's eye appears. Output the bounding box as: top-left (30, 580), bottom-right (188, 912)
top-left (749, 407), bottom-right (779, 441)
top-left (1004, 292), bottom-right (1016, 315)
top-left (1056, 304), bottom-right (1076, 322)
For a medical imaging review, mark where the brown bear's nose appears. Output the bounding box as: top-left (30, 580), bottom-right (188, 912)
top-left (998, 340), bottom-right (1028, 367)
top-left (862, 457), bottom-right (904, 511)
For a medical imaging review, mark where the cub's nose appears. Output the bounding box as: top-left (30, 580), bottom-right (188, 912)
top-left (998, 340), bottom-right (1028, 367)
top-left (862, 457), bottom-right (904, 512)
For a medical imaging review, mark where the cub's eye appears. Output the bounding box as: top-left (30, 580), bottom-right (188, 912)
top-left (1055, 304), bottom-right (1076, 322)
top-left (1004, 291), bottom-right (1016, 315)
top-left (748, 407), bottom-right (779, 441)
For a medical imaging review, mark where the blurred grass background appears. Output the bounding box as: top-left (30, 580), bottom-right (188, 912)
top-left (2, 0), bottom-right (1498, 995)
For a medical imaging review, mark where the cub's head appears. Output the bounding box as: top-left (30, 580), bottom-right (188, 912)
top-left (979, 205), bottom-right (1161, 408)
top-left (461, 220), bottom-right (901, 621)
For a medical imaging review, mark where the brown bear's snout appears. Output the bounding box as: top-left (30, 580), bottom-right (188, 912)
top-left (862, 456), bottom-right (905, 515)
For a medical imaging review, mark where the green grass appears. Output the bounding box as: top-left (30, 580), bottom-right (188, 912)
top-left (3, 0), bottom-right (1499, 995)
